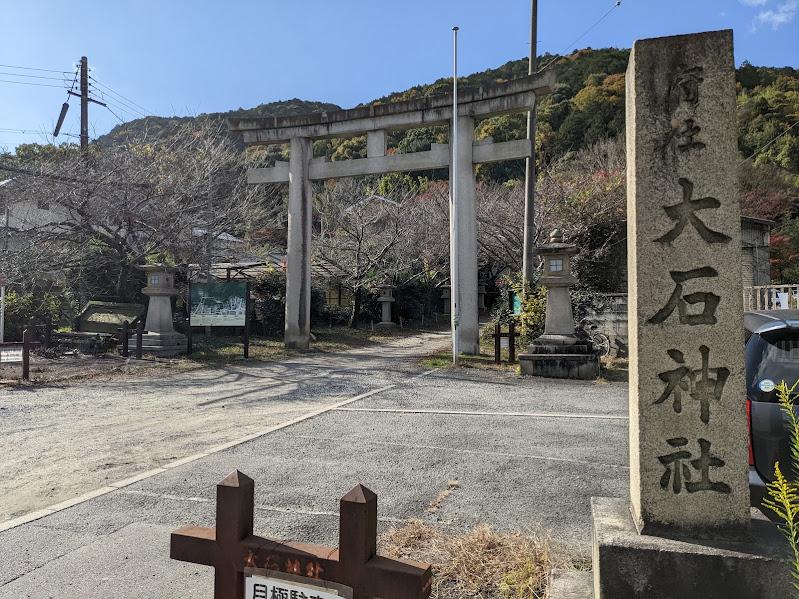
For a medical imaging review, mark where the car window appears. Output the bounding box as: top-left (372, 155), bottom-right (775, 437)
top-left (746, 329), bottom-right (799, 402)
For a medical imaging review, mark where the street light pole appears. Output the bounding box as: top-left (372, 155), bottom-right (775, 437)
top-left (450, 26), bottom-right (461, 365)
top-left (522, 0), bottom-right (539, 289)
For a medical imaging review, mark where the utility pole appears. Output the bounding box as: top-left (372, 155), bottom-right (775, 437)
top-left (65, 56), bottom-right (105, 151)
top-left (522, 0), bottom-right (538, 289)
top-left (79, 56), bottom-right (88, 152)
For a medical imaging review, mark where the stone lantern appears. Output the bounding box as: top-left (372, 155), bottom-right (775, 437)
top-left (518, 230), bottom-right (598, 379)
top-left (133, 264), bottom-right (187, 356)
top-left (377, 284), bottom-right (396, 327)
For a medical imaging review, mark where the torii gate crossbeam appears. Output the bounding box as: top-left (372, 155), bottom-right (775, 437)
top-left (228, 71), bottom-right (555, 351)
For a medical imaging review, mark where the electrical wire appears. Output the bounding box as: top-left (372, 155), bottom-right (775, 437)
top-left (740, 118), bottom-right (799, 164)
top-left (90, 87), bottom-right (145, 118)
top-left (89, 76), bottom-right (150, 115)
top-left (0, 79), bottom-right (68, 89)
top-left (0, 71), bottom-right (71, 81)
top-left (103, 104), bottom-right (127, 125)
top-left (536, 0), bottom-right (622, 74)
top-left (0, 63), bottom-right (71, 74)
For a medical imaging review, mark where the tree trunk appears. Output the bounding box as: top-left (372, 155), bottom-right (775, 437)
top-left (349, 290), bottom-right (360, 328)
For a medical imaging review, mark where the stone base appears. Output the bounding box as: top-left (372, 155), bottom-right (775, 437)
top-left (518, 343), bottom-right (599, 380)
top-left (376, 321), bottom-right (396, 328)
top-left (591, 497), bottom-right (791, 599)
top-left (128, 332), bottom-right (187, 357)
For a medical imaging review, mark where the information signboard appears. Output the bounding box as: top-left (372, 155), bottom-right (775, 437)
top-left (245, 569), bottom-right (352, 599)
top-left (0, 346), bottom-right (22, 363)
top-left (190, 281), bottom-right (247, 327)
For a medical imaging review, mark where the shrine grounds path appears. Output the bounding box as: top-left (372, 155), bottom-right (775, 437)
top-left (0, 332), bottom-right (628, 598)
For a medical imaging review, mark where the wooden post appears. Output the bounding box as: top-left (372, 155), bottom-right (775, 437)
top-left (44, 318), bottom-right (52, 349)
top-left (187, 280), bottom-right (193, 355)
top-left (135, 320), bottom-right (143, 359)
top-left (22, 328), bottom-right (30, 381)
top-left (170, 473), bottom-right (432, 599)
top-left (509, 320), bottom-right (516, 363)
top-left (494, 322), bottom-right (501, 364)
top-left (339, 485), bottom-right (378, 599)
top-left (243, 282), bottom-right (250, 359)
top-left (120, 320), bottom-right (129, 358)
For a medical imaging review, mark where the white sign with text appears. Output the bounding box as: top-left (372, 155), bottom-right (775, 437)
top-left (245, 574), bottom-right (342, 599)
top-left (0, 347), bottom-right (22, 363)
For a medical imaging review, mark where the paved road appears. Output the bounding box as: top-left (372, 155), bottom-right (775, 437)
top-left (0, 338), bottom-right (628, 598)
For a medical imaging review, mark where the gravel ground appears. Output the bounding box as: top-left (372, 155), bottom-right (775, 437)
top-left (0, 332), bottom-right (449, 522)
top-left (0, 333), bottom-right (629, 598)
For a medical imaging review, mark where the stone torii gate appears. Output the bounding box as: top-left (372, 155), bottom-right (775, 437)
top-left (228, 71), bottom-right (555, 351)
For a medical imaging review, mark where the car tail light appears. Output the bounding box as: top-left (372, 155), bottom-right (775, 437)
top-left (747, 398), bottom-right (754, 466)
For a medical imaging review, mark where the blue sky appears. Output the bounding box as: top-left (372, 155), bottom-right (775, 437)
top-left (1, 0), bottom-right (797, 150)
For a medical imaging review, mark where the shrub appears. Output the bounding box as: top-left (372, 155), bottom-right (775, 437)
top-left (2, 288), bottom-right (77, 341)
top-left (764, 379), bottom-right (799, 595)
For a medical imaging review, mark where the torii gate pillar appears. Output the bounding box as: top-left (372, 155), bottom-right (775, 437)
top-left (452, 116), bottom-right (480, 355)
top-left (285, 137), bottom-right (313, 350)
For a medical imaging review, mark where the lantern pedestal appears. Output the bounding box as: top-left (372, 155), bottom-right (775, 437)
top-left (518, 230), bottom-right (598, 380)
top-left (132, 265), bottom-right (187, 357)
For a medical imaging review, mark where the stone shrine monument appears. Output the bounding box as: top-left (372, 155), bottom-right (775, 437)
top-left (133, 264), bottom-right (187, 356)
top-left (551, 30), bottom-right (790, 599)
top-left (377, 284), bottom-right (396, 327)
top-left (518, 230), bottom-right (598, 379)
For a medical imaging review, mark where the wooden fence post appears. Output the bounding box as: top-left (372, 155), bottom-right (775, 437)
top-left (509, 320), bottom-right (516, 364)
top-left (120, 320), bottom-right (129, 358)
top-left (22, 328), bottom-right (30, 381)
top-left (136, 320), bottom-right (143, 359)
top-left (494, 322), bottom-right (501, 364)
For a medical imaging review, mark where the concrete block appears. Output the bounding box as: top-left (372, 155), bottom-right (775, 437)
top-left (548, 569), bottom-right (593, 599)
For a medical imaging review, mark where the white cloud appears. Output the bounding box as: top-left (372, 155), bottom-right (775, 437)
top-left (754, 0), bottom-right (798, 29)
top-left (740, 0), bottom-right (768, 5)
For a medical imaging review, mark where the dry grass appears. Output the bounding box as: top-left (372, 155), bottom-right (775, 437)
top-left (381, 520), bottom-right (570, 599)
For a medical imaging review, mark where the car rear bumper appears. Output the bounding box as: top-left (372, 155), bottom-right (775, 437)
top-left (749, 465), bottom-right (770, 514)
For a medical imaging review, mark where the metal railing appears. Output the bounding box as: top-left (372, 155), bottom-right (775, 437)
top-left (743, 285), bottom-right (799, 311)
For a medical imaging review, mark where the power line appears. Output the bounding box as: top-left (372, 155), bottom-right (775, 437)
top-left (537, 0), bottom-right (622, 74)
top-left (740, 118), bottom-right (799, 164)
top-left (0, 71), bottom-right (70, 81)
top-left (0, 78), bottom-right (67, 89)
top-left (0, 63), bottom-right (71, 74)
top-left (89, 76), bottom-right (150, 114)
top-left (90, 87), bottom-right (144, 118)
top-left (103, 104), bottom-right (127, 124)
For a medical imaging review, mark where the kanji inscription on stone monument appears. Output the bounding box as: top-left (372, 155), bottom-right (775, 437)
top-left (626, 29), bottom-right (749, 535)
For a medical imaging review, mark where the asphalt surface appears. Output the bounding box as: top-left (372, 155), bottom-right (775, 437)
top-left (0, 338), bottom-right (628, 599)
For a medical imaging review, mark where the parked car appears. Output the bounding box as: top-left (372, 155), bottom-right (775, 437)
top-left (745, 310), bottom-right (799, 516)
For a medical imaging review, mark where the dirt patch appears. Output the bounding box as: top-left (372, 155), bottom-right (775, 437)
top-left (0, 353), bottom-right (179, 386)
top-left (381, 520), bottom-right (579, 599)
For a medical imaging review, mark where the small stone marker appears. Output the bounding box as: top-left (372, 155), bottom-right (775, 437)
top-left (626, 29), bottom-right (748, 536)
top-left (171, 471), bottom-right (432, 599)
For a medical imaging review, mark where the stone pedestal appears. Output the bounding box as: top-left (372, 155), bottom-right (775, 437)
top-left (135, 265), bottom-right (186, 357)
top-left (377, 284), bottom-right (396, 327)
top-left (518, 230), bottom-right (598, 379)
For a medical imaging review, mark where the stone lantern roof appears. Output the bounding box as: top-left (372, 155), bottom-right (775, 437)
top-left (537, 229), bottom-right (578, 255)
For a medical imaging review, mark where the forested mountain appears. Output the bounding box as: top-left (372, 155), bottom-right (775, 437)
top-left (94, 99), bottom-right (341, 147)
top-left (93, 48), bottom-right (798, 183)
